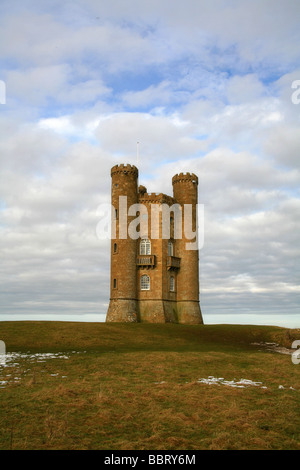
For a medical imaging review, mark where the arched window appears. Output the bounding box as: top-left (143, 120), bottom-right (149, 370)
top-left (140, 238), bottom-right (151, 255)
top-left (168, 240), bottom-right (173, 256)
top-left (170, 276), bottom-right (175, 292)
top-left (141, 274), bottom-right (150, 291)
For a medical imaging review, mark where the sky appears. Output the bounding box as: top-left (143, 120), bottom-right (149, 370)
top-left (0, 0), bottom-right (299, 328)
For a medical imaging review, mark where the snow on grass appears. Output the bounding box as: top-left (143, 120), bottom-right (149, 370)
top-left (0, 351), bottom-right (73, 368)
top-left (196, 376), bottom-right (267, 389)
top-left (0, 351), bottom-right (84, 388)
top-left (154, 376), bottom-right (269, 389)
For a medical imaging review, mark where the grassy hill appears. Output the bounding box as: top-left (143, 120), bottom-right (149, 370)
top-left (0, 321), bottom-right (299, 450)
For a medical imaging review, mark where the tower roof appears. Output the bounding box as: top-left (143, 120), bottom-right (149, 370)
top-left (111, 164), bottom-right (138, 177)
top-left (172, 172), bottom-right (198, 185)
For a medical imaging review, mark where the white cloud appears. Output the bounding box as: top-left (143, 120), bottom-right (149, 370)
top-left (225, 74), bottom-right (266, 104)
top-left (0, 0), bottom-right (299, 326)
top-left (93, 112), bottom-right (207, 171)
top-left (264, 126), bottom-right (300, 168)
top-left (121, 81), bottom-right (175, 109)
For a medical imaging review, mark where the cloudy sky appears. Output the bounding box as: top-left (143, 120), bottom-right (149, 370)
top-left (0, 0), bottom-right (299, 327)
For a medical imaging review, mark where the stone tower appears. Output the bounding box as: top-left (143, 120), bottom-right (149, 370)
top-left (106, 164), bottom-right (139, 322)
top-left (106, 164), bottom-right (203, 324)
top-left (172, 173), bottom-right (202, 324)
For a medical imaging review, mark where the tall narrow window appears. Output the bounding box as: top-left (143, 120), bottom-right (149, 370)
top-left (168, 240), bottom-right (173, 256)
top-left (140, 238), bottom-right (151, 255)
top-left (141, 274), bottom-right (150, 291)
top-left (113, 278), bottom-right (117, 289)
top-left (113, 243), bottom-right (117, 253)
top-left (170, 276), bottom-right (175, 292)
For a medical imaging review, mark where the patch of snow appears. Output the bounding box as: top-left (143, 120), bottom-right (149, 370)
top-left (197, 376), bottom-right (267, 389)
top-left (0, 351), bottom-right (85, 389)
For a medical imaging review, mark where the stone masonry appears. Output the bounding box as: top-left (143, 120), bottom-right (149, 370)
top-left (106, 164), bottom-right (203, 324)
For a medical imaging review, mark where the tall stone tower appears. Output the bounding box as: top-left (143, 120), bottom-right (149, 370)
top-left (106, 164), bottom-right (203, 324)
top-left (106, 164), bottom-right (139, 322)
top-left (172, 173), bottom-right (202, 324)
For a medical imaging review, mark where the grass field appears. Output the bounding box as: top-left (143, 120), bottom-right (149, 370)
top-left (0, 321), bottom-right (299, 450)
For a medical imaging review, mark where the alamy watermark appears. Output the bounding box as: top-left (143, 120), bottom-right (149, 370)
top-left (291, 340), bottom-right (300, 365)
top-left (0, 80), bottom-right (6, 105)
top-left (291, 80), bottom-right (300, 105)
top-left (96, 197), bottom-right (204, 250)
top-left (0, 340), bottom-right (6, 366)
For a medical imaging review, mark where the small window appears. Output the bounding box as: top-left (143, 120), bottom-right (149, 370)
top-left (140, 238), bottom-right (151, 255)
top-left (113, 243), bottom-right (117, 253)
top-left (170, 276), bottom-right (175, 292)
top-left (115, 208), bottom-right (118, 219)
top-left (168, 240), bottom-right (173, 257)
top-left (113, 278), bottom-right (117, 289)
top-left (141, 274), bottom-right (150, 291)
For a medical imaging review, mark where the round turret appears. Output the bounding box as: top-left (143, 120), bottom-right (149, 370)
top-left (172, 171), bottom-right (203, 324)
top-left (172, 173), bottom-right (198, 207)
top-left (106, 163), bottom-right (139, 322)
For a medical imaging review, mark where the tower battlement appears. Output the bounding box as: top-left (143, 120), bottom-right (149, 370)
top-left (138, 191), bottom-right (176, 205)
top-left (111, 164), bottom-right (138, 177)
top-left (172, 172), bottom-right (198, 185)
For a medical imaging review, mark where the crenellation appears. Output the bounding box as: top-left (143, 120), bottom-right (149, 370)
top-left (172, 172), bottom-right (198, 185)
top-left (138, 193), bottom-right (176, 205)
top-left (111, 164), bottom-right (138, 177)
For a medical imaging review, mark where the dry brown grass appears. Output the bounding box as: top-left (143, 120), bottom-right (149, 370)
top-left (0, 322), bottom-right (299, 450)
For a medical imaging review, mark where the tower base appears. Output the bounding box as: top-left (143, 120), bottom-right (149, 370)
top-left (176, 301), bottom-right (203, 324)
top-left (106, 299), bottom-right (138, 322)
top-left (136, 300), bottom-right (203, 324)
top-left (138, 300), bottom-right (178, 323)
top-left (106, 299), bottom-right (203, 324)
